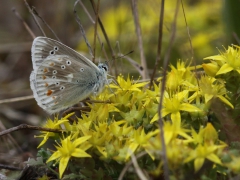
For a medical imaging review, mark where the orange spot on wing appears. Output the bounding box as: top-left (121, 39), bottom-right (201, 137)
top-left (47, 90), bottom-right (53, 96)
top-left (45, 83), bottom-right (48, 87)
top-left (43, 68), bottom-right (48, 73)
top-left (49, 62), bottom-right (55, 66)
top-left (42, 75), bottom-right (46, 80)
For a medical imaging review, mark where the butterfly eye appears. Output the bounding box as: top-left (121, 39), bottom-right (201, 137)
top-left (102, 65), bottom-right (108, 72)
top-left (66, 60), bottom-right (71, 65)
top-left (49, 50), bottom-right (55, 55)
top-left (80, 68), bottom-right (84, 72)
top-left (54, 46), bottom-right (59, 51)
top-left (103, 67), bottom-right (107, 71)
top-left (98, 63), bottom-right (108, 72)
top-left (61, 65), bottom-right (66, 69)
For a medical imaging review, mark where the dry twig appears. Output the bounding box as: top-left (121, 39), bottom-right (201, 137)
top-left (149, 0), bottom-right (165, 88)
top-left (0, 164), bottom-right (22, 171)
top-left (0, 95), bottom-right (34, 104)
top-left (74, 0), bottom-right (93, 57)
top-left (131, 0), bottom-right (149, 79)
top-left (78, 0), bottom-right (109, 62)
top-left (92, 0), bottom-right (101, 63)
top-left (31, 7), bottom-right (60, 41)
top-left (157, 1), bottom-right (181, 180)
top-left (180, 0), bottom-right (199, 86)
top-left (24, 0), bottom-right (45, 38)
top-left (118, 53), bottom-right (144, 77)
top-left (118, 151), bottom-right (147, 180)
top-left (12, 7), bottom-right (36, 39)
top-left (0, 124), bottom-right (63, 137)
top-left (89, 0), bottom-right (118, 75)
top-left (131, 153), bottom-right (148, 180)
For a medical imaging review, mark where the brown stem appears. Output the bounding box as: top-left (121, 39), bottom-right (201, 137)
top-left (89, 0), bottom-right (118, 75)
top-left (157, 1), bottom-right (180, 180)
top-left (0, 124), bottom-right (63, 137)
top-left (131, 0), bottom-right (149, 79)
top-left (149, 0), bottom-right (164, 88)
top-left (74, 0), bottom-right (93, 57)
top-left (24, 0), bottom-right (45, 38)
top-left (12, 7), bottom-right (36, 39)
top-left (31, 7), bottom-right (60, 41)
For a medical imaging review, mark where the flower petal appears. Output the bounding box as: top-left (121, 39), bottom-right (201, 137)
top-left (217, 95), bottom-right (234, 109)
top-left (59, 156), bottom-right (70, 178)
top-left (206, 153), bottom-right (222, 165)
top-left (216, 64), bottom-right (233, 75)
top-left (171, 112), bottom-right (181, 126)
top-left (180, 103), bottom-right (201, 112)
top-left (204, 94), bottom-right (213, 103)
top-left (204, 55), bottom-right (225, 61)
top-left (150, 113), bottom-right (158, 124)
top-left (73, 136), bottom-right (91, 147)
top-left (194, 157), bottom-right (205, 172)
top-left (46, 151), bottom-right (61, 163)
top-left (71, 148), bottom-right (91, 158)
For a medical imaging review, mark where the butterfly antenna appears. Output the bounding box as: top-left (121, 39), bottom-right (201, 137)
top-left (106, 50), bottom-right (134, 64)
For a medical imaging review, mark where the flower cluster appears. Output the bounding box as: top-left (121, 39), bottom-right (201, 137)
top-left (33, 46), bottom-right (240, 179)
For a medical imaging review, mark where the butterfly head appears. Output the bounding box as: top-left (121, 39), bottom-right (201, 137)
top-left (98, 63), bottom-right (109, 73)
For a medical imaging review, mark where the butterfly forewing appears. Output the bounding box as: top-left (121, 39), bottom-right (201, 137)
top-left (31, 37), bottom-right (99, 72)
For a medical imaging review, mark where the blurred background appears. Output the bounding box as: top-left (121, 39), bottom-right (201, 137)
top-left (0, 0), bottom-right (239, 175)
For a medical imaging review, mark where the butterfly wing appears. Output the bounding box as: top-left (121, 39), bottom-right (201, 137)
top-left (30, 37), bottom-right (102, 114)
top-left (31, 36), bottom-right (98, 72)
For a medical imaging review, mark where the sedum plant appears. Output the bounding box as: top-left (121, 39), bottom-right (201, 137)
top-left (28, 45), bottom-right (240, 179)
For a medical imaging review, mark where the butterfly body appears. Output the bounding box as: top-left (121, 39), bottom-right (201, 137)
top-left (30, 37), bottom-right (109, 114)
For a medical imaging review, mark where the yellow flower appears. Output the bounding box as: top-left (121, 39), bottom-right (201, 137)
top-left (225, 155), bottom-right (240, 173)
top-left (47, 135), bottom-right (91, 178)
top-left (90, 103), bottom-right (120, 122)
top-left (163, 120), bottom-right (191, 145)
top-left (109, 120), bottom-right (133, 139)
top-left (120, 104), bottom-right (145, 125)
top-left (184, 143), bottom-right (223, 172)
top-left (88, 127), bottom-right (111, 147)
top-left (110, 75), bottom-right (149, 92)
top-left (204, 46), bottom-right (240, 75)
top-left (36, 114), bottom-right (72, 148)
top-left (188, 76), bottom-right (233, 108)
top-left (166, 140), bottom-right (190, 169)
top-left (202, 62), bottom-right (220, 77)
top-left (127, 127), bottom-right (159, 159)
top-left (199, 76), bottom-right (233, 108)
top-left (166, 67), bottom-right (183, 90)
top-left (203, 123), bottom-right (218, 144)
top-left (144, 121), bottom-right (191, 160)
top-left (187, 126), bottom-right (205, 145)
top-left (150, 90), bottom-right (201, 124)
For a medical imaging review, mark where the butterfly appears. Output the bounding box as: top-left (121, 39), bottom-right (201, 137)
top-left (30, 36), bottom-right (110, 114)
